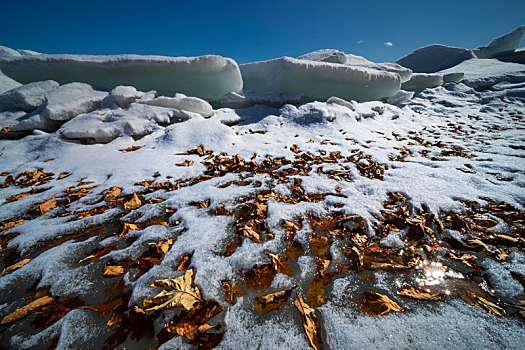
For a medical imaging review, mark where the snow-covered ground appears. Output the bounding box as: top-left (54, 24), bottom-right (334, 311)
top-left (0, 27), bottom-right (524, 350)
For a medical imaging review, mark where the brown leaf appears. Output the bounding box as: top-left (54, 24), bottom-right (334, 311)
top-left (398, 287), bottom-right (443, 301)
top-left (58, 172), bottom-right (70, 180)
top-left (78, 246), bottom-right (117, 263)
top-left (176, 160), bottom-right (194, 167)
top-left (143, 269), bottom-right (203, 311)
top-left (294, 294), bottom-right (322, 350)
top-left (254, 287), bottom-right (294, 315)
top-left (286, 241), bottom-right (303, 259)
top-left (0, 258), bottom-right (32, 277)
top-left (357, 292), bottom-right (404, 316)
top-left (310, 236), bottom-right (330, 256)
top-left (76, 206), bottom-right (109, 219)
top-left (265, 252), bottom-right (292, 276)
top-left (239, 224), bottom-right (263, 243)
top-left (119, 222), bottom-right (139, 237)
top-left (243, 264), bottom-right (276, 291)
top-left (103, 265), bottom-right (125, 277)
top-left (1, 296), bottom-right (54, 325)
top-left (0, 218), bottom-right (27, 233)
top-left (119, 145), bottom-right (142, 152)
top-left (81, 297), bottom-right (124, 318)
top-left (164, 300), bottom-right (223, 338)
top-left (123, 193), bottom-right (142, 210)
top-left (305, 280), bottom-right (325, 307)
top-left (358, 271), bottom-right (372, 281)
top-left (315, 256), bottom-right (330, 275)
top-left (453, 280), bottom-right (502, 316)
top-left (189, 199), bottom-right (210, 209)
top-left (222, 281), bottom-right (245, 305)
top-left (103, 187), bottom-right (122, 199)
top-left (38, 198), bottom-right (56, 214)
top-left (176, 252), bottom-right (193, 271)
top-left (511, 271), bottom-right (525, 291)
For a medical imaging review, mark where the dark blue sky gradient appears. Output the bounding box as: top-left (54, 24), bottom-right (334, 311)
top-left (1, 0), bottom-right (524, 64)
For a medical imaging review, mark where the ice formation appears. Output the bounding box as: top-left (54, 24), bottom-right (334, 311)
top-left (0, 52), bottom-right (243, 100)
top-left (474, 25), bottom-right (525, 59)
top-left (0, 80), bottom-right (59, 112)
top-left (401, 73), bottom-right (444, 91)
top-left (138, 93), bottom-right (213, 118)
top-left (100, 85), bottom-right (145, 109)
top-left (240, 57), bottom-right (402, 102)
top-left (298, 49), bottom-right (412, 82)
top-left (396, 44), bottom-right (476, 73)
top-left (0, 69), bottom-right (21, 94)
top-left (220, 91), bottom-right (304, 109)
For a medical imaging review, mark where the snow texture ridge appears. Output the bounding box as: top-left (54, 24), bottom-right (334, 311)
top-left (240, 57), bottom-right (402, 102)
top-left (396, 44), bottom-right (476, 73)
top-left (0, 53), bottom-right (243, 100)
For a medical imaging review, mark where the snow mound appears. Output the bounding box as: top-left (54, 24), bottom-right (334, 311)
top-left (0, 69), bottom-right (21, 94)
top-left (474, 25), bottom-right (525, 59)
top-left (439, 58), bottom-right (525, 90)
top-left (138, 93), bottom-right (213, 118)
top-left (299, 49), bottom-right (412, 82)
top-left (100, 85), bottom-right (145, 109)
top-left (396, 44), bottom-right (476, 73)
top-left (386, 90), bottom-right (415, 105)
top-left (240, 57), bottom-right (401, 102)
top-left (0, 80), bottom-right (59, 112)
top-left (11, 82), bottom-right (107, 132)
top-left (327, 96), bottom-right (356, 111)
top-left (0, 52), bottom-right (243, 100)
top-left (60, 103), bottom-right (198, 143)
top-left (220, 91), bottom-right (303, 109)
top-left (401, 73), bottom-right (444, 91)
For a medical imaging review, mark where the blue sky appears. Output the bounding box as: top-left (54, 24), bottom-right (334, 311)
top-left (1, 0), bottom-right (524, 64)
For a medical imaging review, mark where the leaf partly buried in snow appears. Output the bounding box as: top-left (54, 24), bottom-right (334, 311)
top-left (243, 264), bottom-right (276, 291)
top-left (0, 258), bottom-right (32, 277)
top-left (1, 296), bottom-right (54, 325)
top-left (143, 269), bottom-right (203, 311)
top-left (398, 286), bottom-right (443, 301)
top-left (357, 291), bottom-right (404, 316)
top-left (265, 251), bottom-right (292, 276)
top-left (221, 281), bottom-right (245, 305)
top-left (123, 193), bottom-right (142, 210)
top-left (310, 235), bottom-right (330, 256)
top-left (305, 280), bottom-right (326, 307)
top-left (164, 299), bottom-right (223, 338)
top-left (38, 198), bottom-right (56, 214)
top-left (294, 294), bottom-right (322, 350)
top-left (103, 264), bottom-right (125, 277)
top-left (254, 287), bottom-right (294, 315)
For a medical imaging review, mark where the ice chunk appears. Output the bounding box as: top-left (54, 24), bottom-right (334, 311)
top-left (60, 103), bottom-right (196, 143)
top-left (11, 82), bottom-right (107, 132)
top-left (474, 25), bottom-right (525, 59)
top-left (0, 69), bottom-right (21, 94)
top-left (299, 49), bottom-right (412, 82)
top-left (443, 72), bottom-right (464, 83)
top-left (439, 58), bottom-right (525, 90)
top-left (327, 96), bottom-right (356, 111)
top-left (401, 73), bottom-right (444, 91)
top-left (138, 93), bottom-right (213, 118)
top-left (386, 90), bottom-right (414, 105)
top-left (101, 85), bottom-right (145, 109)
top-left (0, 80), bottom-right (59, 112)
top-left (220, 91), bottom-right (303, 109)
top-left (493, 49), bottom-right (525, 64)
top-left (396, 44), bottom-right (476, 73)
top-left (0, 51), bottom-right (243, 100)
top-left (240, 57), bottom-right (401, 102)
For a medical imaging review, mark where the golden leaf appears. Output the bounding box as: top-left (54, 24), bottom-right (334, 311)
top-left (398, 287), bottom-right (443, 301)
top-left (310, 236), bottom-right (330, 256)
top-left (0, 258), bottom-right (32, 277)
top-left (119, 145), bottom-right (142, 152)
top-left (254, 287), bottom-right (294, 315)
top-left (239, 225), bottom-right (262, 243)
top-left (357, 292), bottom-right (404, 316)
top-left (103, 265), bottom-right (125, 277)
top-left (305, 280), bottom-right (325, 307)
top-left (123, 193), bottom-right (142, 210)
top-left (164, 300), bottom-right (223, 339)
top-left (221, 281), bottom-right (245, 305)
top-left (294, 294), bottom-right (322, 350)
top-left (1, 296), bottom-right (54, 325)
top-left (143, 269), bottom-right (203, 311)
top-left (38, 198), bottom-right (57, 214)
top-left (103, 186), bottom-right (122, 199)
top-left (80, 297), bottom-right (124, 318)
top-left (243, 264), bottom-right (276, 291)
top-left (119, 222), bottom-right (139, 237)
top-left (265, 251), bottom-right (292, 276)
top-left (286, 241), bottom-right (303, 259)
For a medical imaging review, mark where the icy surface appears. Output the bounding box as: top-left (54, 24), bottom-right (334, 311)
top-left (401, 73), bottom-right (444, 91)
top-left (0, 69), bottom-right (21, 94)
top-left (0, 80), bottom-right (59, 112)
top-left (299, 49), bottom-right (412, 82)
top-left (0, 52), bottom-right (243, 100)
top-left (220, 91), bottom-right (304, 109)
top-left (474, 25), bottom-right (525, 59)
top-left (138, 93), bottom-right (213, 118)
top-left (100, 85), bottom-right (145, 109)
top-left (240, 57), bottom-right (402, 102)
top-left (396, 44), bottom-right (476, 73)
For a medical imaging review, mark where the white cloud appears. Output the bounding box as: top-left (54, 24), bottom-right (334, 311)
top-left (384, 42), bottom-right (393, 47)
top-left (357, 40), bottom-right (364, 44)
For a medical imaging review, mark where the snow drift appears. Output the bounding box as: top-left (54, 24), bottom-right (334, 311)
top-left (0, 52), bottom-right (243, 100)
top-left (240, 57), bottom-right (402, 102)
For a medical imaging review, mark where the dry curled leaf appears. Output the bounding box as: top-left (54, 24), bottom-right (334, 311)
top-left (103, 265), bottom-right (125, 277)
top-left (222, 281), bottom-right (245, 305)
top-left (265, 252), bottom-right (292, 276)
top-left (123, 193), bottom-right (142, 210)
top-left (243, 264), bottom-right (276, 291)
top-left (294, 294), bottom-right (322, 350)
top-left (176, 252), bottom-right (193, 271)
top-left (239, 224), bottom-right (263, 243)
top-left (398, 286), bottom-right (443, 301)
top-left (164, 300), bottom-right (223, 339)
top-left (0, 258), bottom-right (32, 277)
top-left (143, 269), bottom-right (203, 311)
top-left (38, 198), bottom-right (56, 214)
top-left (286, 241), bottom-right (303, 259)
top-left (1, 296), bottom-right (54, 325)
top-left (310, 236), bottom-right (330, 256)
top-left (103, 187), bottom-right (122, 199)
top-left (189, 199), bottom-right (210, 209)
top-left (357, 292), bottom-right (404, 316)
top-left (254, 287), bottom-right (294, 315)
top-left (81, 297), bottom-right (124, 318)
top-left (119, 145), bottom-right (142, 152)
